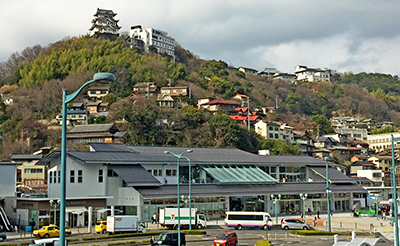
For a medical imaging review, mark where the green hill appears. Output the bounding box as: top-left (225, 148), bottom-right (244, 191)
top-left (1, 35), bottom-right (400, 159)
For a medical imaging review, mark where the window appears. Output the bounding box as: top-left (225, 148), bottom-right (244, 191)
top-left (49, 172), bottom-right (52, 183)
top-left (98, 169), bottom-right (103, 183)
top-left (269, 126), bottom-right (273, 131)
top-left (166, 169), bottom-right (172, 176)
top-left (78, 170), bottom-right (83, 183)
top-left (108, 169), bottom-right (118, 177)
top-left (70, 170), bottom-right (75, 183)
top-left (24, 168), bottom-right (43, 173)
top-left (158, 169), bottom-right (162, 176)
top-left (53, 171), bottom-right (57, 183)
top-left (269, 133), bottom-right (274, 138)
top-left (153, 169), bottom-right (158, 176)
top-left (58, 171), bottom-right (61, 183)
top-left (275, 134), bottom-right (279, 138)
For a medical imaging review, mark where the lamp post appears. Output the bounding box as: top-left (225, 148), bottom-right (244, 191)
top-left (299, 193), bottom-right (308, 220)
top-left (391, 135), bottom-right (400, 246)
top-left (181, 156), bottom-right (192, 230)
top-left (49, 199), bottom-right (60, 225)
top-left (164, 150), bottom-right (193, 246)
top-left (270, 194), bottom-right (281, 224)
top-left (324, 157), bottom-right (331, 232)
top-left (59, 72), bottom-right (115, 246)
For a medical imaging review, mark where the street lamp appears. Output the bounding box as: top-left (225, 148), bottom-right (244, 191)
top-left (49, 199), bottom-right (60, 225)
top-left (324, 156), bottom-right (331, 232)
top-left (391, 134), bottom-right (400, 246)
top-left (299, 193), bottom-right (308, 220)
top-left (59, 72), bottom-right (115, 246)
top-left (164, 150), bottom-right (193, 246)
top-left (181, 156), bottom-right (192, 231)
top-left (270, 194), bottom-right (281, 224)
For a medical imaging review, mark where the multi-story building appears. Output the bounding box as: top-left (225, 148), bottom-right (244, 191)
top-left (87, 86), bottom-right (110, 102)
top-left (334, 128), bottom-right (368, 142)
top-left (258, 68), bottom-right (280, 77)
top-left (295, 65), bottom-right (330, 82)
top-left (89, 8), bottom-right (121, 40)
top-left (130, 26), bottom-right (175, 56)
top-left (367, 133), bottom-right (400, 153)
top-left (254, 120), bottom-right (294, 142)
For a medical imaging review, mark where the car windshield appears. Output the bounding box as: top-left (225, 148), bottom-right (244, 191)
top-left (157, 234), bottom-right (167, 241)
top-left (217, 234), bottom-right (228, 239)
top-left (96, 222), bottom-right (101, 225)
top-left (40, 227), bottom-right (46, 230)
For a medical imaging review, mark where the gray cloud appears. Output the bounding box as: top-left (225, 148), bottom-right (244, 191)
top-left (2, 0), bottom-right (400, 76)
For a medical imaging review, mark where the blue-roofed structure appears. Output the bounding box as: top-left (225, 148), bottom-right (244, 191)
top-left (35, 143), bottom-right (366, 224)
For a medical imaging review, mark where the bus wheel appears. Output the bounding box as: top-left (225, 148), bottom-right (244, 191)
top-left (263, 225), bottom-right (268, 230)
top-left (236, 225), bottom-right (242, 230)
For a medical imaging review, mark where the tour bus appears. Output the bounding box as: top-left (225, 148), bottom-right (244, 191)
top-left (225, 211), bottom-right (272, 230)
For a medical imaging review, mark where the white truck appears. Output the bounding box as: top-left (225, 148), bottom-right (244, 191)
top-left (159, 208), bottom-right (206, 229)
top-left (106, 215), bottom-right (147, 234)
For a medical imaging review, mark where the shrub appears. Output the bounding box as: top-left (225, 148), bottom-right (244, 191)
top-left (290, 230), bottom-right (336, 236)
top-left (107, 240), bottom-right (137, 246)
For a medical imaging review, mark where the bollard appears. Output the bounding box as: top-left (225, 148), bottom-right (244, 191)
top-left (285, 232), bottom-right (288, 239)
top-left (334, 234), bottom-right (339, 244)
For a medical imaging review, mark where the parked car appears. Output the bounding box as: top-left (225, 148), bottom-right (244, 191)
top-left (213, 231), bottom-right (238, 246)
top-left (33, 225), bottom-right (71, 238)
top-left (0, 233), bottom-right (6, 242)
top-left (95, 220), bottom-right (107, 234)
top-left (154, 232), bottom-right (186, 246)
top-left (281, 218), bottom-right (311, 230)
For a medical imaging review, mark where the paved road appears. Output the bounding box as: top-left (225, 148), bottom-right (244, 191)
top-left (1, 212), bottom-right (396, 245)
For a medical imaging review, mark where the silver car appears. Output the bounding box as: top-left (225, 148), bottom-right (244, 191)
top-left (281, 218), bottom-right (311, 230)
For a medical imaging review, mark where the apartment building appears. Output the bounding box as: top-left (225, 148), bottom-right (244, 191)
top-left (130, 26), bottom-right (175, 56)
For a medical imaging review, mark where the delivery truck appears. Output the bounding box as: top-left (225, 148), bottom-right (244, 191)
top-left (106, 215), bottom-right (147, 234)
top-left (159, 208), bottom-right (206, 229)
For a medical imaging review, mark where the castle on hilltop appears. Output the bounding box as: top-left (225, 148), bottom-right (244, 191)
top-left (89, 8), bottom-right (175, 58)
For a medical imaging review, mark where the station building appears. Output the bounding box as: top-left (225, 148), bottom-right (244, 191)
top-left (21, 143), bottom-right (366, 226)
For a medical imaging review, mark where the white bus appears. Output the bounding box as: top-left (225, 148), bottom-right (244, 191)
top-left (225, 211), bottom-right (272, 230)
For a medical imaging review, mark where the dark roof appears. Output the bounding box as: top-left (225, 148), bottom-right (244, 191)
top-left (311, 167), bottom-right (354, 184)
top-left (135, 182), bottom-right (366, 199)
top-left (68, 124), bottom-right (114, 133)
top-left (39, 144), bottom-right (331, 167)
top-left (351, 161), bottom-right (374, 166)
top-left (11, 154), bottom-right (43, 160)
top-left (110, 165), bottom-right (161, 187)
top-left (89, 143), bottom-right (138, 152)
top-left (0, 161), bottom-right (17, 165)
top-left (350, 177), bottom-right (373, 183)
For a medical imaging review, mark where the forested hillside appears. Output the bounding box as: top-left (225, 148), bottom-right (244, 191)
top-left (1, 35), bottom-right (400, 159)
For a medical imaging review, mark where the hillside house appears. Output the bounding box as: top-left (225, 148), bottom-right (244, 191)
top-left (159, 86), bottom-right (189, 97)
top-left (238, 67), bottom-right (258, 75)
top-left (258, 68), bottom-right (280, 77)
top-left (255, 120), bottom-right (294, 142)
top-left (198, 99), bottom-right (239, 114)
top-left (273, 73), bottom-right (297, 84)
top-left (87, 86), bottom-right (110, 102)
top-left (231, 94), bottom-right (250, 107)
top-left (295, 65), bottom-right (330, 82)
top-left (56, 109), bottom-right (88, 125)
top-left (368, 155), bottom-right (392, 170)
top-left (133, 82), bottom-right (158, 97)
top-left (66, 123), bottom-right (128, 145)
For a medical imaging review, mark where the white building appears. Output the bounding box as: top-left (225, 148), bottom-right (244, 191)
top-left (255, 120), bottom-right (294, 142)
top-left (295, 65), bottom-right (330, 82)
top-left (130, 26), bottom-right (175, 56)
top-left (0, 162), bottom-right (17, 231)
top-left (273, 73), bottom-right (297, 84)
top-left (367, 133), bottom-right (400, 153)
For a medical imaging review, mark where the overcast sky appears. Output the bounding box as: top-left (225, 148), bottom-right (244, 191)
top-left (2, 0), bottom-right (400, 75)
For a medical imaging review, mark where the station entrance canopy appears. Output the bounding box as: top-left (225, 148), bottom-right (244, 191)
top-left (200, 164), bottom-right (277, 184)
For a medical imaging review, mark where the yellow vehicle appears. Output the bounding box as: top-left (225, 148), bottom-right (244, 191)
top-left (33, 225), bottom-right (71, 238)
top-left (95, 220), bottom-right (107, 234)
